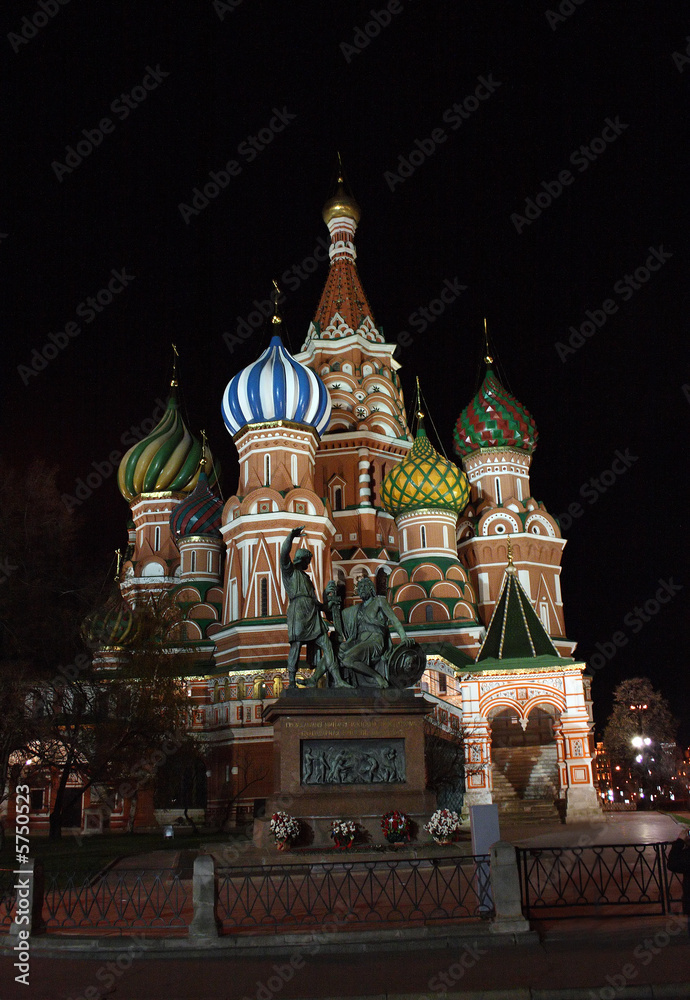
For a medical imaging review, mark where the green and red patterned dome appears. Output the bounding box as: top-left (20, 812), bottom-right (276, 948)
top-left (170, 471), bottom-right (223, 540)
top-left (453, 367), bottom-right (538, 458)
top-left (381, 422), bottom-right (470, 517)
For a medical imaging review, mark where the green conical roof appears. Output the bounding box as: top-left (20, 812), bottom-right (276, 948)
top-left (476, 564), bottom-right (560, 663)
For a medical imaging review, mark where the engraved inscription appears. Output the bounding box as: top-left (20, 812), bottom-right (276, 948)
top-left (301, 738), bottom-right (405, 785)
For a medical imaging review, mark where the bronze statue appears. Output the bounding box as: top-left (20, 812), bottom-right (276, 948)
top-left (281, 530), bottom-right (426, 690)
top-left (280, 527), bottom-right (349, 689)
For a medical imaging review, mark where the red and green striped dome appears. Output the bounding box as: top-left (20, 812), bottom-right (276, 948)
top-left (170, 471), bottom-right (223, 539)
top-left (453, 368), bottom-right (538, 458)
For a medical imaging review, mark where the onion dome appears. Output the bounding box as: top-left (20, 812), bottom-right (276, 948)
top-left (117, 392), bottom-right (217, 503)
top-left (381, 420), bottom-right (470, 517)
top-left (82, 589), bottom-right (137, 648)
top-left (222, 333), bottom-right (331, 437)
top-left (170, 471), bottom-right (223, 539)
top-left (322, 179), bottom-right (361, 226)
top-left (453, 367), bottom-right (538, 458)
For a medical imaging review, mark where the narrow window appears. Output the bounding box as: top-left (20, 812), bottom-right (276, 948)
top-left (539, 602), bottom-right (549, 631)
top-left (154, 526), bottom-right (161, 551)
top-left (291, 455), bottom-right (298, 484)
top-left (260, 578), bottom-right (268, 617)
top-left (495, 478), bottom-right (502, 504)
top-left (264, 454), bottom-right (271, 486)
top-left (334, 487), bottom-right (343, 511)
top-left (438, 672), bottom-right (447, 694)
top-left (425, 604), bottom-right (434, 622)
top-left (516, 478), bottom-right (523, 500)
top-left (190, 550), bottom-right (196, 572)
top-left (369, 463), bottom-right (376, 503)
top-left (420, 525), bottom-right (427, 548)
top-left (207, 551), bottom-right (213, 572)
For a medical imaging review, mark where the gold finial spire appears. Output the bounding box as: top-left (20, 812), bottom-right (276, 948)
top-left (506, 535), bottom-right (516, 573)
top-left (337, 150), bottom-right (344, 185)
top-left (271, 280), bottom-right (282, 326)
top-left (200, 429), bottom-right (207, 470)
top-left (114, 548), bottom-right (122, 581)
top-left (414, 376), bottom-right (425, 422)
top-left (483, 318), bottom-right (493, 365)
top-left (171, 343), bottom-right (179, 388)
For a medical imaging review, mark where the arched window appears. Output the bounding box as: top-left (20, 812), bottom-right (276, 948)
top-left (154, 526), bottom-right (161, 551)
top-left (376, 567), bottom-right (388, 596)
top-left (516, 478), bottom-right (523, 500)
top-left (260, 578), bottom-right (268, 617)
top-left (420, 525), bottom-right (427, 548)
top-left (494, 477), bottom-right (502, 504)
top-left (264, 454), bottom-right (271, 486)
top-left (190, 550), bottom-right (196, 572)
top-left (425, 604), bottom-right (434, 622)
top-left (369, 463), bottom-right (376, 503)
top-left (334, 487), bottom-right (343, 511)
top-left (207, 551), bottom-right (213, 572)
top-left (438, 671), bottom-right (447, 694)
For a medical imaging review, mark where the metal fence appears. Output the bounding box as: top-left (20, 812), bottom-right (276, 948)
top-left (518, 842), bottom-right (684, 918)
top-left (217, 854), bottom-right (491, 934)
top-left (41, 869), bottom-right (189, 933)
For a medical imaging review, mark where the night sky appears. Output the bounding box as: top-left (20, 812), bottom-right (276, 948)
top-left (2, 1), bottom-right (688, 738)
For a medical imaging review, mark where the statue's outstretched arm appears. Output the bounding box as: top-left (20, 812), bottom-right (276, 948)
top-left (280, 526), bottom-right (304, 570)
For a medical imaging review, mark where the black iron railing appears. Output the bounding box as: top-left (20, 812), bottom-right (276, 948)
top-left (42, 868), bottom-right (189, 932)
top-left (518, 841), bottom-right (684, 917)
top-left (217, 855), bottom-right (491, 934)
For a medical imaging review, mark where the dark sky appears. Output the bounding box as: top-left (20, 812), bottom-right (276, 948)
top-left (2, 1), bottom-right (688, 737)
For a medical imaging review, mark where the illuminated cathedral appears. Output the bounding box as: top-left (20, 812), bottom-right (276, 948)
top-left (82, 176), bottom-right (600, 831)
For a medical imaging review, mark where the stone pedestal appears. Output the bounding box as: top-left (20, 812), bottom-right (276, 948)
top-left (254, 689), bottom-right (436, 848)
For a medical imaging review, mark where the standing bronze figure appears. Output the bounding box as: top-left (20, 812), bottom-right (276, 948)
top-left (280, 527), bottom-right (349, 688)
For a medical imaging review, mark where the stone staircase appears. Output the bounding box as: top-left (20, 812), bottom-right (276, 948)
top-left (491, 745), bottom-right (561, 822)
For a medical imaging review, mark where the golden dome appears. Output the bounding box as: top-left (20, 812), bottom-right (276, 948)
top-left (381, 424), bottom-right (470, 518)
top-left (322, 180), bottom-right (361, 226)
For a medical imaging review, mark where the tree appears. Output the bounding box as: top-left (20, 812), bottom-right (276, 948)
top-left (0, 459), bottom-right (97, 810)
top-left (33, 591), bottom-right (199, 838)
top-left (603, 678), bottom-right (678, 802)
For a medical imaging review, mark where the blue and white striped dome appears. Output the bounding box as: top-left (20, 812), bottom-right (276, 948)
top-left (221, 335), bottom-right (332, 437)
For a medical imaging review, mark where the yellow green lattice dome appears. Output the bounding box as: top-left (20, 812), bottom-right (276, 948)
top-left (381, 423), bottom-right (470, 517)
